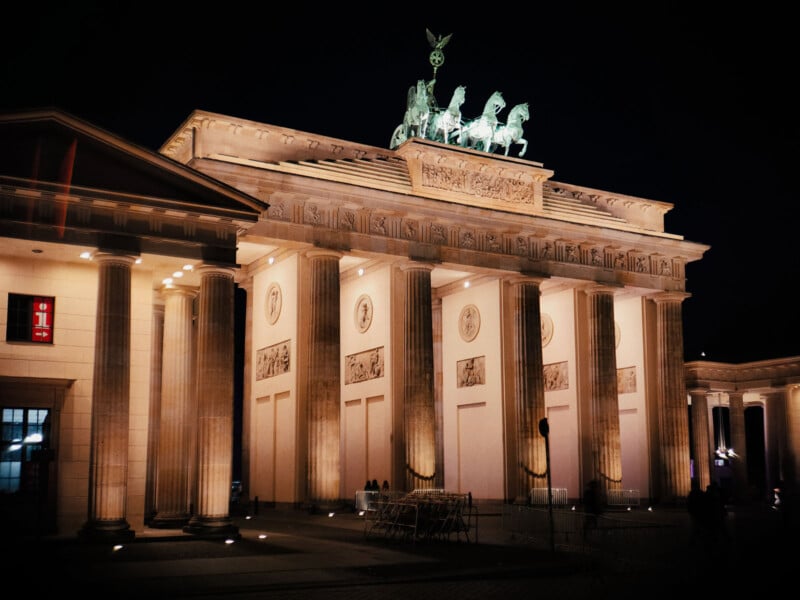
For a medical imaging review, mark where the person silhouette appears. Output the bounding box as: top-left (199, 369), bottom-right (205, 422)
top-left (687, 479), bottom-right (705, 546)
top-left (583, 479), bottom-right (602, 538)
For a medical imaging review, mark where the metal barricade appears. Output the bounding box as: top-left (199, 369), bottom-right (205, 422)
top-left (606, 489), bottom-right (640, 507)
top-left (530, 487), bottom-right (569, 506)
top-left (355, 490), bottom-right (381, 512)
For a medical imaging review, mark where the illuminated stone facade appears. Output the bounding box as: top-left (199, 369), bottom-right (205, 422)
top-left (2, 109), bottom-right (798, 539)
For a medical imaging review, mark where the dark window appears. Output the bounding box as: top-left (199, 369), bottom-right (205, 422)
top-left (0, 408), bottom-right (50, 493)
top-left (6, 293), bottom-right (55, 343)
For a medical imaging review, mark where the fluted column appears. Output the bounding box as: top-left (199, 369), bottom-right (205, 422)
top-left (728, 390), bottom-right (748, 502)
top-left (688, 388), bottom-right (712, 491)
top-left (510, 277), bottom-right (547, 498)
top-left (786, 385), bottom-right (800, 493)
top-left (144, 301), bottom-right (165, 524)
top-left (151, 286), bottom-right (196, 528)
top-left (432, 296), bottom-right (445, 489)
top-left (80, 253), bottom-right (135, 540)
top-left (401, 262), bottom-right (436, 490)
top-left (653, 292), bottom-right (692, 502)
top-left (305, 250), bottom-right (341, 506)
top-left (239, 279), bottom-right (254, 502)
top-left (184, 266), bottom-right (238, 537)
top-left (765, 390), bottom-right (787, 496)
top-left (586, 286), bottom-right (622, 498)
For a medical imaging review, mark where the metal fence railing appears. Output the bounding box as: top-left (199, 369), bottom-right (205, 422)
top-left (530, 487), bottom-right (569, 506)
top-left (607, 488), bottom-right (641, 507)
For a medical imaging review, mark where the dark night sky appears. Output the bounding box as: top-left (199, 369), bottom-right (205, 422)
top-left (2, 4), bottom-right (798, 364)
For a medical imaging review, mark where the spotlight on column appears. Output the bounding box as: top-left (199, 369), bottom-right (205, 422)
top-left (328, 512), bottom-right (335, 518)
top-left (112, 545), bottom-right (124, 552)
top-left (258, 533), bottom-right (268, 540)
top-left (225, 538), bottom-right (235, 545)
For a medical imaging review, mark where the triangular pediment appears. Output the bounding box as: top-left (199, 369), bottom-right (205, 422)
top-left (0, 108), bottom-right (265, 215)
top-left (0, 109), bottom-right (265, 264)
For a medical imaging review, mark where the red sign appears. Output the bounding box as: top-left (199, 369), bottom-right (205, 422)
top-left (31, 297), bottom-right (53, 343)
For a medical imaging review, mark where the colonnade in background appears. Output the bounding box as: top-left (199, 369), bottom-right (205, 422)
top-left (689, 385), bottom-right (800, 502)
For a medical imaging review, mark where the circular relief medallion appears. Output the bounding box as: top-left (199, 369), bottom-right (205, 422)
top-left (266, 283), bottom-right (282, 325)
top-left (459, 304), bottom-right (480, 342)
top-left (355, 294), bottom-right (373, 333)
top-left (541, 313), bottom-right (554, 347)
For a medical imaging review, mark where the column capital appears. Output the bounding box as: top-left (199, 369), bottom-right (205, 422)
top-left (505, 274), bottom-right (547, 287)
top-left (196, 264), bottom-right (235, 278)
top-left (581, 283), bottom-right (621, 297)
top-left (304, 248), bottom-right (343, 261)
top-left (649, 291), bottom-right (691, 304)
top-left (159, 284), bottom-right (198, 298)
top-left (92, 252), bottom-right (137, 267)
top-left (399, 260), bottom-right (435, 273)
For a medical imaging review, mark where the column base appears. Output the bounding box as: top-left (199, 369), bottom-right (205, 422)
top-left (150, 512), bottom-right (191, 529)
top-left (183, 516), bottom-right (240, 539)
top-left (79, 518), bottom-right (135, 542)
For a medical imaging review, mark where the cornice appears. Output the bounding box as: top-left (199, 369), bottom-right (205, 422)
top-left (685, 357), bottom-right (800, 391)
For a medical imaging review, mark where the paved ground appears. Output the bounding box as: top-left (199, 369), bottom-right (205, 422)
top-left (6, 502), bottom-right (795, 599)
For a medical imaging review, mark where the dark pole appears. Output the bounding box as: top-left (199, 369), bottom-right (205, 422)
top-left (539, 417), bottom-right (554, 552)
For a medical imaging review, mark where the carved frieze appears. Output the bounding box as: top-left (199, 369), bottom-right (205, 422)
top-left (256, 340), bottom-right (291, 380)
top-left (421, 163), bottom-right (536, 205)
top-left (544, 361), bottom-right (569, 391)
top-left (617, 366), bottom-right (637, 394)
top-left (338, 208), bottom-right (357, 231)
top-left (401, 219), bottom-right (419, 241)
top-left (268, 201), bottom-right (289, 221)
top-left (345, 346), bottom-right (384, 384)
top-left (257, 182), bottom-right (687, 286)
top-left (457, 356), bottom-right (485, 387)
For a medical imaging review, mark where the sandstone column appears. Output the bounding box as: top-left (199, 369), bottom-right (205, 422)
top-left (510, 277), bottom-right (547, 499)
top-left (184, 266), bottom-right (238, 537)
top-left (144, 301), bottom-right (164, 524)
top-left (238, 279), bottom-right (254, 503)
top-left (305, 250), bottom-right (341, 507)
top-left (80, 253), bottom-right (135, 540)
top-left (401, 262), bottom-right (436, 491)
top-left (432, 296), bottom-right (445, 489)
top-left (652, 292), bottom-right (692, 502)
top-left (764, 390), bottom-right (787, 496)
top-left (728, 390), bottom-right (748, 502)
top-left (688, 388), bottom-right (712, 491)
top-left (586, 285), bottom-right (622, 499)
top-left (785, 385), bottom-right (800, 493)
top-left (151, 286), bottom-right (196, 528)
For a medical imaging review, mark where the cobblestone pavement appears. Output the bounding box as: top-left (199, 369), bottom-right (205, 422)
top-left (7, 503), bottom-right (794, 600)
